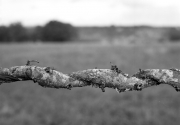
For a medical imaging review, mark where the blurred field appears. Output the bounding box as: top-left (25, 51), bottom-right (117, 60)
top-left (0, 43), bottom-right (180, 125)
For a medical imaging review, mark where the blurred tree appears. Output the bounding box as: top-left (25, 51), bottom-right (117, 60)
top-left (8, 22), bottom-right (27, 42)
top-left (34, 26), bottom-right (43, 41)
top-left (0, 26), bottom-right (10, 42)
top-left (42, 20), bottom-right (77, 42)
top-left (26, 26), bottom-right (43, 42)
top-left (166, 28), bottom-right (180, 42)
top-left (106, 25), bottom-right (117, 44)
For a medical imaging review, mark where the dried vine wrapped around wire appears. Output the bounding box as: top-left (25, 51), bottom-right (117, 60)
top-left (0, 60), bottom-right (180, 93)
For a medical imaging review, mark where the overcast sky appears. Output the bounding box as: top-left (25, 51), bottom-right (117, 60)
top-left (0, 0), bottom-right (180, 26)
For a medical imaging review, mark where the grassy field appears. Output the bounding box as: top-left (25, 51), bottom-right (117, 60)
top-left (0, 43), bottom-right (180, 125)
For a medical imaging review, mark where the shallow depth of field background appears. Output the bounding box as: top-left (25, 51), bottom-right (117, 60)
top-left (1, 41), bottom-right (180, 125)
top-left (1, 0), bottom-right (180, 124)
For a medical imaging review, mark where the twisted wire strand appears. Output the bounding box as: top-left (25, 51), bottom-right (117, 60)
top-left (0, 62), bottom-right (180, 93)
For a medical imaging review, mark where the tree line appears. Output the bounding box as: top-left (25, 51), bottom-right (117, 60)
top-left (0, 20), bottom-right (77, 42)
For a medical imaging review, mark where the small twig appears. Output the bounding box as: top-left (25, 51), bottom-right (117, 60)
top-left (26, 60), bottom-right (39, 66)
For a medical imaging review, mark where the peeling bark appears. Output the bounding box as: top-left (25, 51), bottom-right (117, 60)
top-left (0, 63), bottom-right (180, 93)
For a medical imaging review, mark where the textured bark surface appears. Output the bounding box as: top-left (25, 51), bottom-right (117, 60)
top-left (1, 62), bottom-right (180, 93)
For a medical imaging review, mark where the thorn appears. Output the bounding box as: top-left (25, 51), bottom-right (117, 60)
top-left (174, 86), bottom-right (180, 92)
top-left (18, 78), bottom-right (23, 81)
top-left (66, 84), bottom-right (72, 90)
top-left (101, 87), bottom-right (105, 92)
top-left (33, 79), bottom-right (37, 83)
top-left (99, 83), bottom-right (106, 92)
top-left (139, 68), bottom-right (142, 72)
top-left (110, 62), bottom-right (122, 74)
top-left (26, 60), bottom-right (39, 66)
top-left (125, 88), bottom-right (131, 92)
top-left (110, 62), bottom-right (116, 70)
top-left (134, 83), bottom-right (142, 91)
top-left (175, 88), bottom-right (180, 92)
top-left (45, 67), bottom-right (55, 74)
top-left (115, 88), bottom-right (126, 93)
top-left (115, 88), bottom-right (120, 93)
top-left (45, 67), bottom-right (51, 73)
